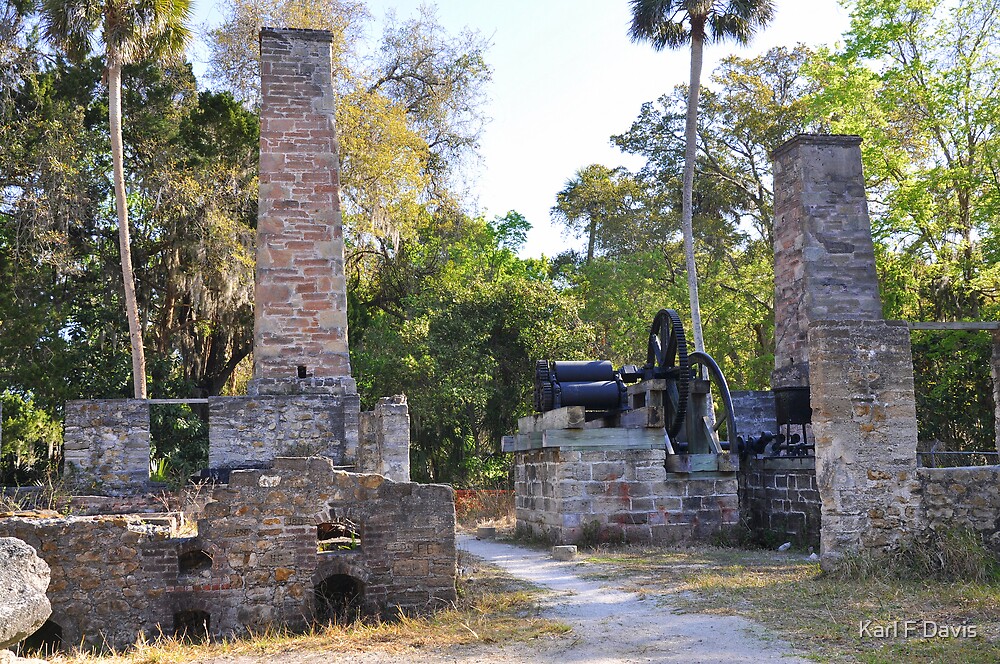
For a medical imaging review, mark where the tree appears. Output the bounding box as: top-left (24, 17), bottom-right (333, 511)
top-left (628, 0), bottom-right (775, 355)
top-left (551, 164), bottom-right (646, 262)
top-left (206, 0), bottom-right (367, 107)
top-left (40, 0), bottom-right (193, 398)
top-left (207, 1), bottom-right (491, 247)
top-left (350, 211), bottom-right (591, 485)
top-left (810, 0), bottom-right (1000, 322)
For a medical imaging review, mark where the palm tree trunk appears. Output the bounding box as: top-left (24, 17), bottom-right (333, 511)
top-left (108, 63), bottom-right (148, 399)
top-left (682, 31), bottom-right (706, 355)
top-left (587, 216), bottom-right (597, 263)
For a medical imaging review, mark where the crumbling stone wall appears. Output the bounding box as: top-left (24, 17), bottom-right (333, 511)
top-left (208, 392), bottom-right (360, 470)
top-left (0, 515), bottom-right (177, 650)
top-left (200, 457), bottom-right (454, 632)
top-left (358, 396), bottom-right (410, 482)
top-left (62, 401), bottom-right (150, 491)
top-left (0, 458), bottom-right (456, 649)
top-left (254, 27), bottom-right (351, 382)
top-left (918, 467), bottom-right (1000, 552)
top-left (808, 319), bottom-right (922, 566)
top-left (732, 390), bottom-right (777, 440)
top-left (514, 448), bottom-right (738, 544)
top-left (743, 457), bottom-right (820, 547)
top-left (771, 135), bottom-right (882, 388)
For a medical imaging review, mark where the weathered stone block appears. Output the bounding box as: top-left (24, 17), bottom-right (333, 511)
top-left (63, 400), bottom-right (150, 492)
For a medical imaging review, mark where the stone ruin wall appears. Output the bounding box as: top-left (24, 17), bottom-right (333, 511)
top-left (62, 401), bottom-right (151, 490)
top-left (918, 466), bottom-right (1000, 553)
top-left (808, 319), bottom-right (923, 563)
top-left (732, 390), bottom-right (821, 547)
top-left (208, 391), bottom-right (360, 471)
top-left (0, 458), bottom-right (456, 650)
top-left (515, 448), bottom-right (738, 545)
top-left (61, 394), bottom-right (406, 487)
top-left (0, 515), bottom-right (178, 650)
top-left (807, 317), bottom-right (1000, 563)
top-left (357, 396), bottom-right (411, 482)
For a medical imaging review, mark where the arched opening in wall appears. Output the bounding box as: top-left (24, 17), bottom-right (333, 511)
top-left (173, 610), bottom-right (211, 641)
top-left (16, 619), bottom-right (62, 656)
top-left (178, 549), bottom-right (213, 577)
top-left (314, 574), bottom-right (363, 624)
top-left (317, 520), bottom-right (361, 552)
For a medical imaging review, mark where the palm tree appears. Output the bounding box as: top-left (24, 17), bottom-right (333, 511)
top-left (552, 164), bottom-right (643, 263)
top-left (41, 0), bottom-right (193, 398)
top-left (629, 0), bottom-right (775, 354)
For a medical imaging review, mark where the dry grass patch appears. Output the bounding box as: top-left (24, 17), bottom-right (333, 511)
top-left (454, 489), bottom-right (515, 533)
top-left (583, 544), bottom-right (1000, 663)
top-left (47, 550), bottom-right (569, 664)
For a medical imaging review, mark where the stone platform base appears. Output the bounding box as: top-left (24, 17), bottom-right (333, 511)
top-left (514, 447), bottom-right (738, 545)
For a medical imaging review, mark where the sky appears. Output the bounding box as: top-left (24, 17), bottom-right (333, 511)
top-left (190, 0), bottom-right (853, 258)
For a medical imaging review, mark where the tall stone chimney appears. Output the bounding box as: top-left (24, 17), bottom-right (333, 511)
top-left (253, 28), bottom-right (351, 388)
top-left (771, 134), bottom-right (883, 388)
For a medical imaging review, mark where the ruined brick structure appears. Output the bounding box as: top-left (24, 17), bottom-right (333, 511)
top-left (741, 457), bottom-right (820, 547)
top-left (3, 458), bottom-right (455, 650)
top-left (1, 26), bottom-right (456, 651)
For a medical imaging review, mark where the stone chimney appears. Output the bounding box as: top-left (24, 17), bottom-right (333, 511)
top-left (253, 28), bottom-right (351, 390)
top-left (771, 134), bottom-right (882, 388)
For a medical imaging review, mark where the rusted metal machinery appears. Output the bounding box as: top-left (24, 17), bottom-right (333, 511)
top-left (533, 308), bottom-right (738, 459)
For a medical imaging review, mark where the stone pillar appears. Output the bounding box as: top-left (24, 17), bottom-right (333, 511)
top-left (808, 320), bottom-right (921, 567)
top-left (771, 135), bottom-right (882, 388)
top-left (62, 400), bottom-right (150, 491)
top-left (358, 395), bottom-right (410, 482)
top-left (254, 27), bottom-right (350, 385)
top-left (993, 330), bottom-right (1000, 453)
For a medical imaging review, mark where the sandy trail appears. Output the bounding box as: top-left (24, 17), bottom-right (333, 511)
top-left (453, 535), bottom-right (808, 663)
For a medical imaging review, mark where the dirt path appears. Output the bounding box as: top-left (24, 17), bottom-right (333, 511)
top-left (454, 534), bottom-right (809, 663)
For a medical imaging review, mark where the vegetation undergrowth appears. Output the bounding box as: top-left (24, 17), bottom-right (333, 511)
top-left (582, 531), bottom-right (1000, 663)
top-left (454, 488), bottom-right (515, 532)
top-left (47, 550), bottom-right (569, 664)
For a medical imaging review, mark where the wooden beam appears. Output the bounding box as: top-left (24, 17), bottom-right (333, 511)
top-left (619, 406), bottom-right (665, 429)
top-left (541, 427), bottom-right (664, 450)
top-left (517, 406), bottom-right (586, 433)
top-left (908, 321), bottom-right (1000, 331)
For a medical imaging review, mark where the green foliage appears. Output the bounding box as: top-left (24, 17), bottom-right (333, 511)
top-left (551, 165), bottom-right (647, 262)
top-left (910, 330), bottom-right (995, 453)
top-left (809, 0), bottom-right (1000, 320)
top-left (149, 403), bottom-right (208, 483)
top-left (0, 391), bottom-right (62, 485)
top-left (351, 212), bottom-right (592, 485)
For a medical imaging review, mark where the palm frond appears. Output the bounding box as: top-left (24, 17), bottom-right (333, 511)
top-left (629, 0), bottom-right (775, 50)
